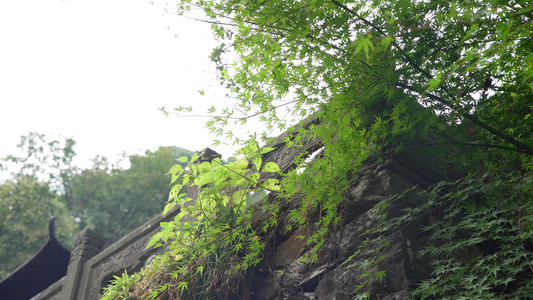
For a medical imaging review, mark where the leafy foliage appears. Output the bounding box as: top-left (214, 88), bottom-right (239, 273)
top-left (0, 132), bottom-right (77, 192)
top-left (103, 0), bottom-right (532, 298)
top-left (380, 171), bottom-right (533, 299)
top-left (168, 0), bottom-right (532, 263)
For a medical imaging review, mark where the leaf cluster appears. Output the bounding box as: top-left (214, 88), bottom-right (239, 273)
top-left (103, 146), bottom-right (282, 299)
top-left (380, 170), bottom-right (533, 299)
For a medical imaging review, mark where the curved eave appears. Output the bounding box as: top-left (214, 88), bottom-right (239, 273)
top-left (0, 219), bottom-right (71, 300)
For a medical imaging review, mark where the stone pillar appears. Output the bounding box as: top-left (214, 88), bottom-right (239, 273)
top-left (60, 229), bottom-right (106, 300)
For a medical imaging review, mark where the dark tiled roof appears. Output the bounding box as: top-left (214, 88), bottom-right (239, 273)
top-left (0, 217), bottom-right (70, 300)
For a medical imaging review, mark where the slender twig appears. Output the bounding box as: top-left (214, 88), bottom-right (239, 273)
top-left (172, 100), bottom-right (299, 121)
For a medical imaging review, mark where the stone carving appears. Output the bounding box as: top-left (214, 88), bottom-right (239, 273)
top-left (80, 207), bottom-right (180, 300)
top-left (69, 229), bottom-right (107, 265)
top-left (85, 232), bottom-right (156, 299)
top-left (260, 112), bottom-right (322, 184)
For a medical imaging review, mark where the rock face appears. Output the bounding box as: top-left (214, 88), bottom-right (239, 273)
top-left (247, 147), bottom-right (448, 300)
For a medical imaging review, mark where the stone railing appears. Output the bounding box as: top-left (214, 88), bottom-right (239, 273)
top-left (31, 205), bottom-right (180, 300)
top-left (31, 115), bottom-right (321, 300)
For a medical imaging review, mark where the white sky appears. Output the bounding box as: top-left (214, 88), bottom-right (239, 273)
top-left (0, 0), bottom-right (237, 169)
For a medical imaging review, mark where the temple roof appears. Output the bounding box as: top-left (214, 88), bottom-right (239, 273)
top-left (0, 217), bottom-right (71, 300)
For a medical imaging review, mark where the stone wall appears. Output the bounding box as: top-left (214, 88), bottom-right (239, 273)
top-left (249, 151), bottom-right (447, 300)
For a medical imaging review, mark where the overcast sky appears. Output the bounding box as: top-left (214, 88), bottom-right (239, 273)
top-left (0, 0), bottom-right (236, 169)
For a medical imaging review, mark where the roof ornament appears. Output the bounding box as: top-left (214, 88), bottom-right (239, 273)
top-left (49, 216), bottom-right (56, 239)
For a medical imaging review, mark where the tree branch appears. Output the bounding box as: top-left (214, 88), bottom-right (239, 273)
top-left (391, 141), bottom-right (529, 155)
top-left (397, 82), bottom-right (533, 155)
